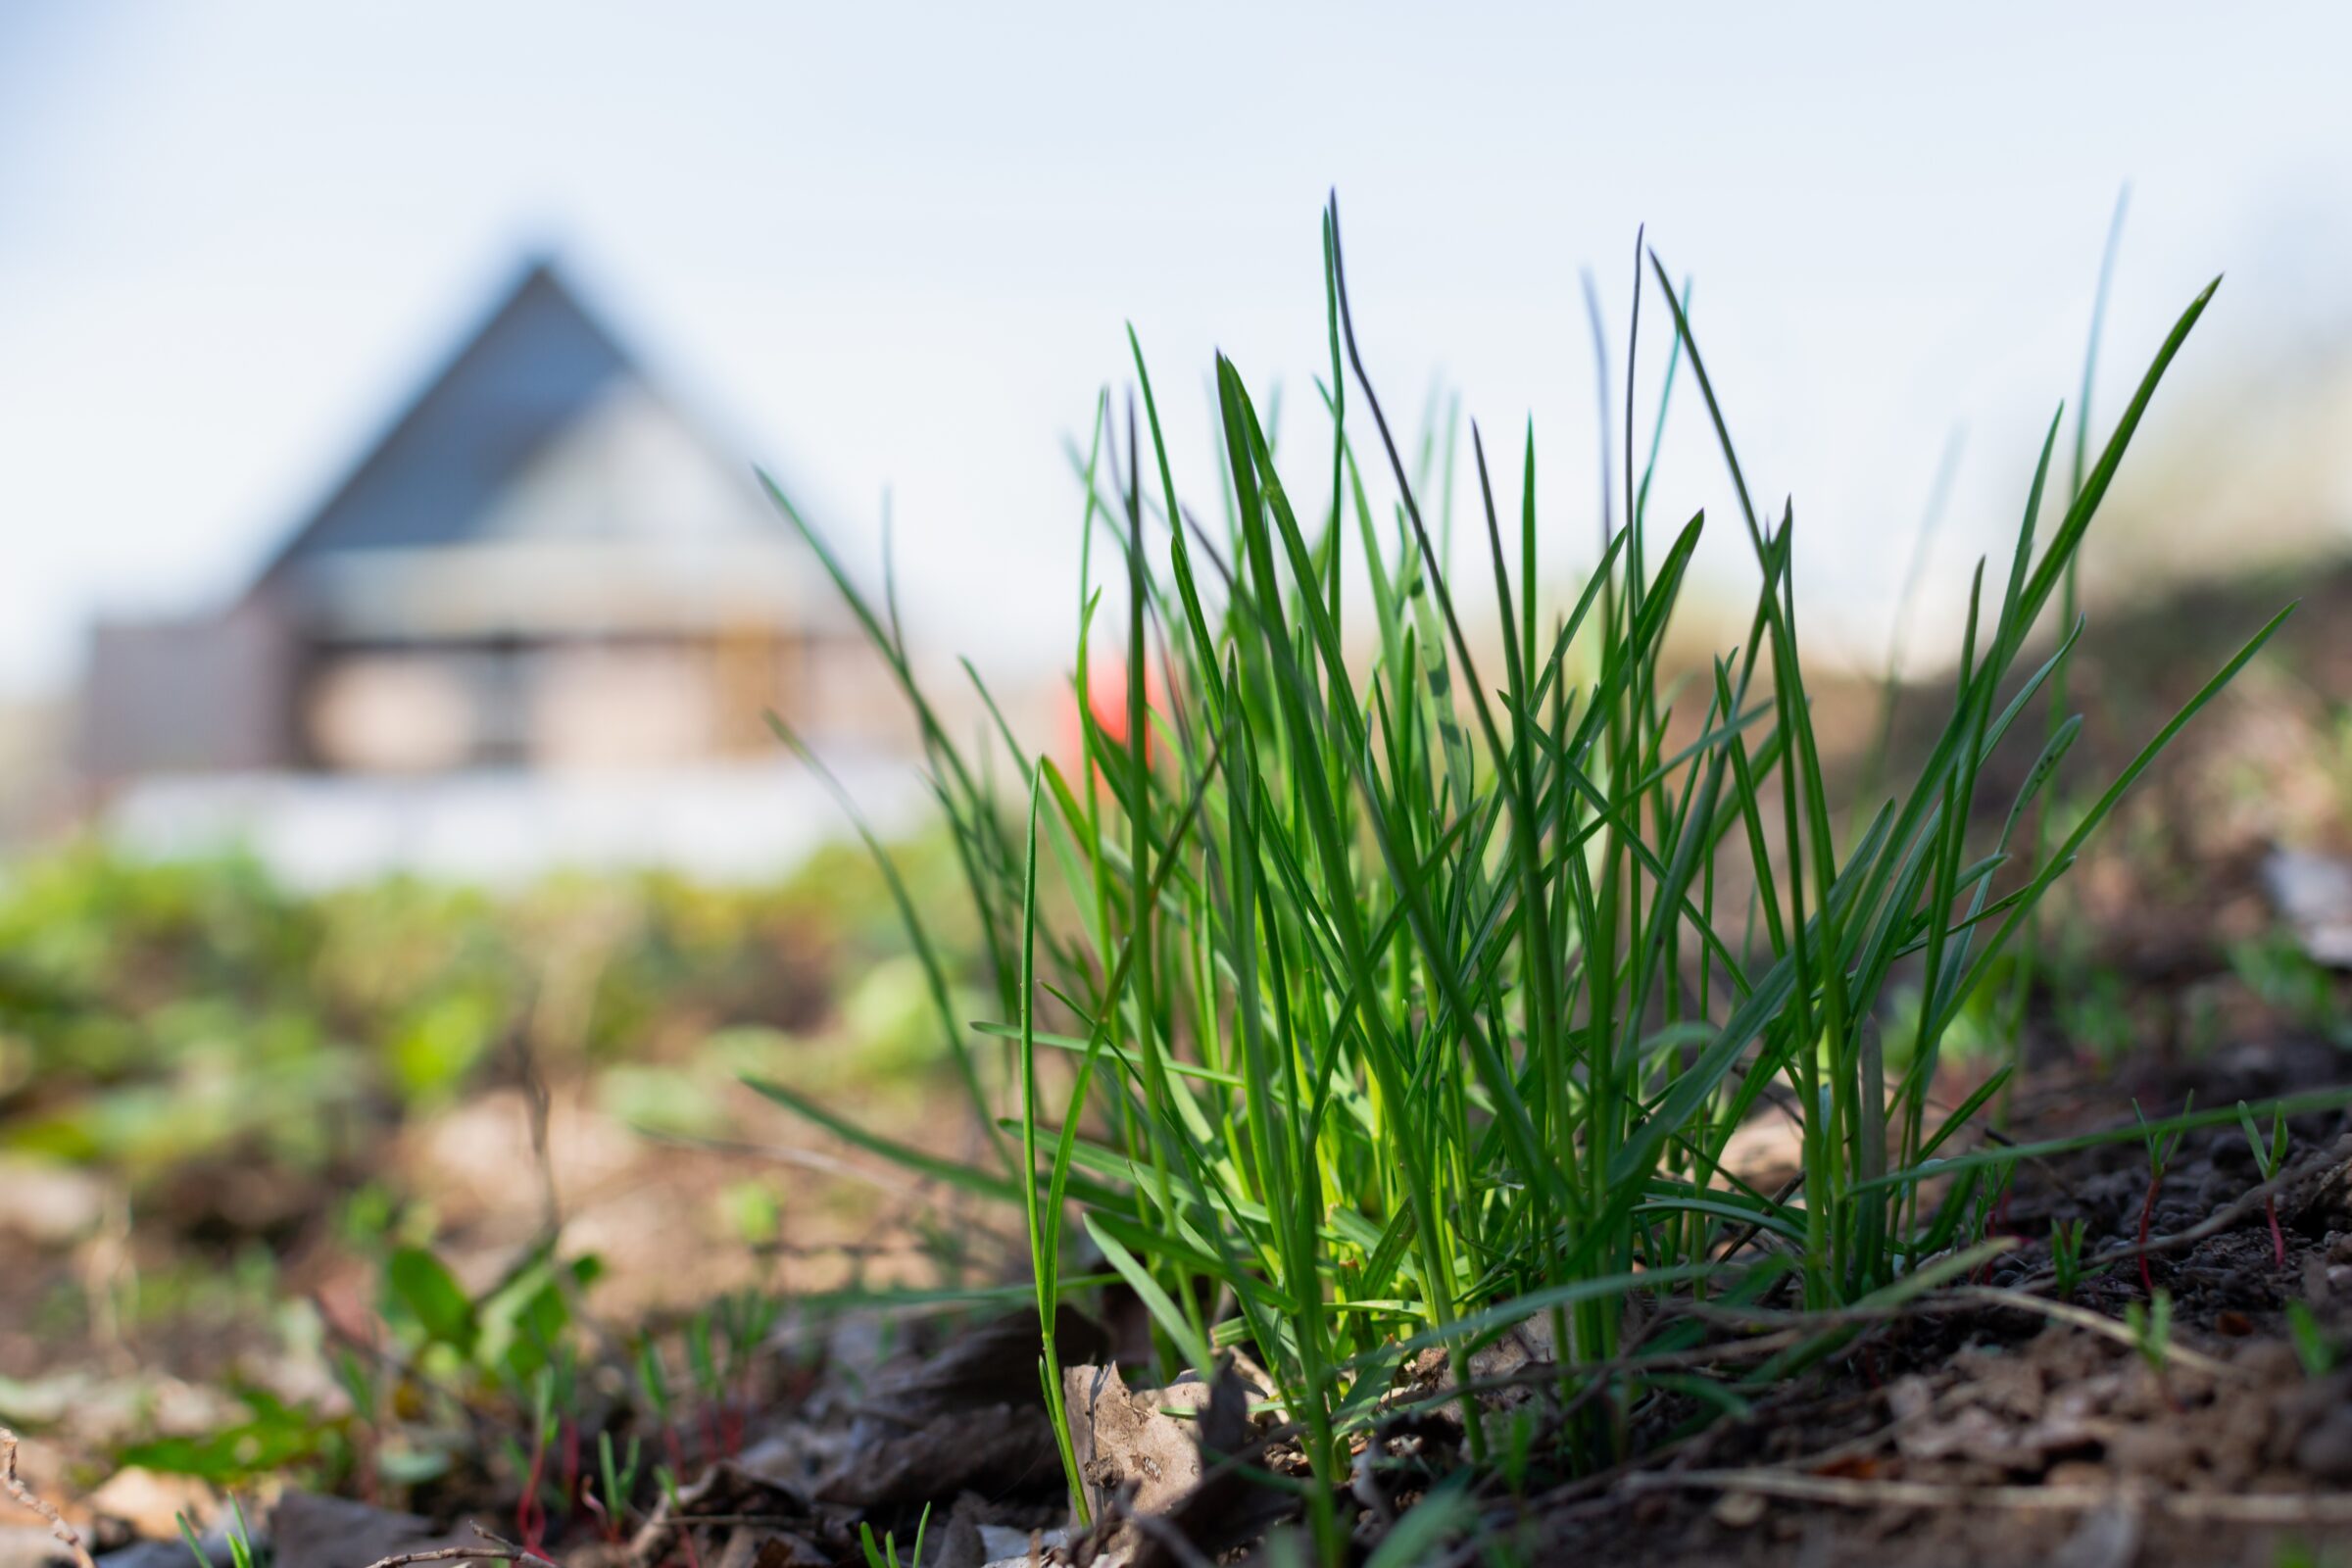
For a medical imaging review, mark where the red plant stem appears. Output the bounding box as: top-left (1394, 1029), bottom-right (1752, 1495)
top-left (653, 1418), bottom-right (704, 1568)
top-left (516, 1428), bottom-right (549, 1553)
top-left (718, 1401), bottom-right (743, 1460)
top-left (2267, 1197), bottom-right (2286, 1267)
top-left (560, 1420), bottom-right (580, 1512)
top-left (1974, 1182), bottom-right (2015, 1285)
top-left (581, 1493), bottom-right (617, 1546)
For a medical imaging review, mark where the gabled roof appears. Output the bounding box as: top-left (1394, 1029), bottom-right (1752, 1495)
top-left (251, 259), bottom-right (779, 585)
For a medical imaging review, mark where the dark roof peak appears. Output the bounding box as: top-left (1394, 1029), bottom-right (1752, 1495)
top-left (251, 254), bottom-right (668, 581)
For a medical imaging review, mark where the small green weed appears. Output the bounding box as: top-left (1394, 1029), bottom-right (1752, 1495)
top-left (584, 1430), bottom-right (644, 1544)
top-left (859, 1501), bottom-right (933, 1568)
top-left (2048, 1217), bottom-right (2098, 1300)
top-left (2125, 1287), bottom-right (2175, 1376)
top-left (2133, 1097), bottom-right (2192, 1294)
top-left (2286, 1300), bottom-right (2335, 1378)
top-left (176, 1500), bottom-right (257, 1568)
top-left (2237, 1100), bottom-right (2293, 1267)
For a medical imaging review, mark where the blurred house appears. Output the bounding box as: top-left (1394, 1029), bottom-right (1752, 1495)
top-left (77, 261), bottom-right (918, 881)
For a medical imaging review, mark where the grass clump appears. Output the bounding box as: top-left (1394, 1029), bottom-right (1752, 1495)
top-left (753, 195), bottom-right (2286, 1541)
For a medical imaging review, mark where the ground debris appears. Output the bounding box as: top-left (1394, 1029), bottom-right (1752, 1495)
top-left (865, 1309), bottom-right (1111, 1426)
top-left (80, 1472), bottom-right (213, 1546)
top-left (975, 1524), bottom-right (1077, 1568)
top-left (729, 1306), bottom-right (1109, 1513)
top-left (623, 1460), bottom-right (833, 1568)
top-left (913, 1494), bottom-right (1078, 1568)
top-left (1494, 1087), bottom-right (2352, 1568)
top-left (269, 1492), bottom-right (483, 1568)
top-left (1124, 1364), bottom-right (1293, 1568)
top-left (91, 1529), bottom-right (236, 1568)
top-left (1061, 1363), bottom-right (1225, 1519)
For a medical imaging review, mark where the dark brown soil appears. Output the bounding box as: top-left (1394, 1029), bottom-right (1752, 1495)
top-left (1517, 1036), bottom-right (2352, 1568)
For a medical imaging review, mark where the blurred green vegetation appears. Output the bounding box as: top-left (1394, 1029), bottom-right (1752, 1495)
top-left (0, 834), bottom-right (974, 1193)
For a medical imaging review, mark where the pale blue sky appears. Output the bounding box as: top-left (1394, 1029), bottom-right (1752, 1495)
top-left (5, 3), bottom-right (2350, 696)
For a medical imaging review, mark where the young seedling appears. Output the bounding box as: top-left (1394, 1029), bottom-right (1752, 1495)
top-left (1971, 1169), bottom-right (2016, 1284)
top-left (177, 1500), bottom-right (257, 1568)
top-left (2048, 1218), bottom-right (2097, 1300)
top-left (2125, 1287), bottom-right (2174, 1377)
top-left (2133, 1095), bottom-right (2193, 1293)
top-left (687, 1309), bottom-right (740, 1461)
top-left (637, 1338), bottom-right (689, 1480)
top-left (583, 1430), bottom-right (643, 1545)
top-left (714, 1288), bottom-right (779, 1441)
top-left (2286, 1300), bottom-right (2335, 1378)
top-left (858, 1501), bottom-right (933, 1568)
top-left (656, 1465), bottom-right (704, 1568)
top-left (510, 1364), bottom-right (569, 1554)
top-left (330, 1348), bottom-right (385, 1504)
top-left (2236, 1100), bottom-right (2292, 1267)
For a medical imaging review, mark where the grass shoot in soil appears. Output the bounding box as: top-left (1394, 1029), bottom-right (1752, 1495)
top-left (750, 195), bottom-right (2292, 1548)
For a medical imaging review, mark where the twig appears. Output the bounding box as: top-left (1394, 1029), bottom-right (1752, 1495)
top-left (1625, 1466), bottom-right (2352, 1524)
top-left (1384, 1266), bottom-right (2240, 1428)
top-left (361, 1522), bottom-right (562, 1568)
top-left (1950, 1285), bottom-right (2239, 1380)
top-left (509, 1026), bottom-right (562, 1244)
top-left (1660, 1276), bottom-right (2244, 1380)
top-left (1531, 1384), bottom-right (1898, 1517)
top-left (1, 1425), bottom-right (96, 1568)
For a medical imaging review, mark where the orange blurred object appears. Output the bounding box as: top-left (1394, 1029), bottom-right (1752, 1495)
top-left (1057, 656), bottom-right (1166, 777)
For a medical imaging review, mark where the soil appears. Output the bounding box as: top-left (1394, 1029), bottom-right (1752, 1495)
top-left (1517, 1037), bottom-right (2352, 1568)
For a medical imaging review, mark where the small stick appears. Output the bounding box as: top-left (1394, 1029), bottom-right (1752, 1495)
top-left (361, 1523), bottom-right (562, 1568)
top-left (1626, 1465), bottom-right (2352, 1524)
top-left (1950, 1286), bottom-right (2240, 1381)
top-left (1, 1425), bottom-right (96, 1568)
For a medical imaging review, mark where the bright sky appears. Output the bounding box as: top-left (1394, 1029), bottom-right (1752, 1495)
top-left (5, 3), bottom-right (2351, 699)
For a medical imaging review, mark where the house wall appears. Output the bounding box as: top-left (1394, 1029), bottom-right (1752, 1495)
top-left (79, 603), bottom-right (296, 780)
top-left (84, 610), bottom-right (915, 782)
top-left (296, 631), bottom-right (875, 772)
top-left (795, 633), bottom-right (922, 752)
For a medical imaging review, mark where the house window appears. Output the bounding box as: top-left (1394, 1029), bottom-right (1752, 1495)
top-left (306, 652), bottom-right (477, 772)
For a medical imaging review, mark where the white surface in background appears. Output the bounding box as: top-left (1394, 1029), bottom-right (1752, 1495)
top-left (2263, 848), bottom-right (2352, 970)
top-left (101, 756), bottom-right (927, 888)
